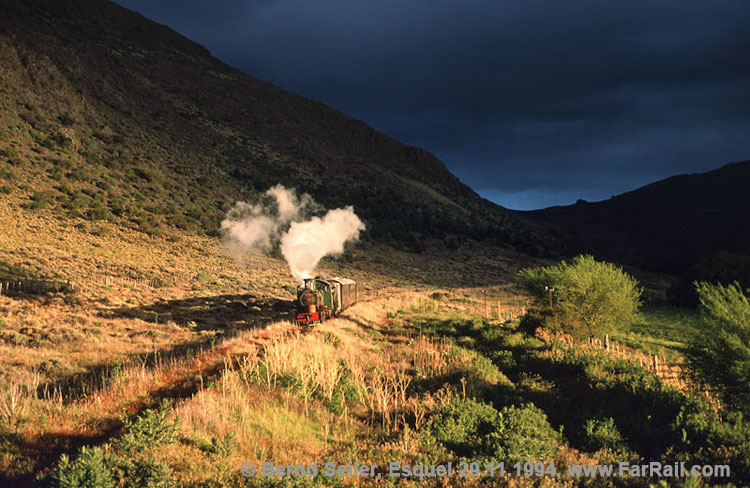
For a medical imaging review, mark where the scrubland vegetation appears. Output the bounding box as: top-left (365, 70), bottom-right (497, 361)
top-left (1, 2), bottom-right (748, 485)
top-left (1, 187), bottom-right (748, 487)
top-left (6, 284), bottom-right (745, 487)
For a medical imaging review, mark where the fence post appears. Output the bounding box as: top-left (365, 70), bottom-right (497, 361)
top-left (604, 335), bottom-right (610, 351)
top-left (652, 355), bottom-right (659, 373)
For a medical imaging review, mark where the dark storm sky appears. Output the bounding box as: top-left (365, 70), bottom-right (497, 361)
top-left (114, 0), bottom-right (750, 210)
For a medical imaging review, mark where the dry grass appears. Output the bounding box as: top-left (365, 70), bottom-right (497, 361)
top-left (0, 194), bottom-right (539, 484)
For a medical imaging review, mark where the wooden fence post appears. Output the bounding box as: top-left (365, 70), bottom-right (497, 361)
top-left (652, 355), bottom-right (659, 373)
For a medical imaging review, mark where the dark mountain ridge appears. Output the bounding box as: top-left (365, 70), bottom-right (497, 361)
top-left (0, 0), bottom-right (561, 255)
top-left (523, 161), bottom-right (750, 273)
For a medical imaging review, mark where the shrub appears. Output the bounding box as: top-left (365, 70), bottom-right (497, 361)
top-left (113, 400), bottom-right (178, 453)
top-left (685, 281), bottom-right (750, 414)
top-left (487, 403), bottom-right (562, 464)
top-left (111, 457), bottom-right (173, 488)
top-left (427, 398), bottom-right (500, 459)
top-left (85, 205), bottom-right (109, 221)
top-left (428, 399), bottom-right (562, 464)
top-left (518, 255), bottom-right (641, 340)
top-left (582, 417), bottom-right (627, 453)
top-left (28, 190), bottom-right (55, 210)
top-left (136, 215), bottom-right (161, 235)
top-left (42, 446), bottom-right (174, 488)
top-left (669, 401), bottom-right (750, 482)
top-left (45, 446), bottom-right (115, 488)
top-left (204, 433), bottom-right (238, 457)
top-left (490, 349), bottom-right (516, 369)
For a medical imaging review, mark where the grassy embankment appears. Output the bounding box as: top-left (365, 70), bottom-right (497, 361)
top-left (20, 293), bottom-right (750, 487)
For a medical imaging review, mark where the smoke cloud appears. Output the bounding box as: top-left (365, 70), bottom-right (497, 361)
top-left (221, 185), bottom-right (365, 281)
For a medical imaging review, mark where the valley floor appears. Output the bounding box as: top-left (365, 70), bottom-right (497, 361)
top-left (0, 200), bottom-right (746, 487)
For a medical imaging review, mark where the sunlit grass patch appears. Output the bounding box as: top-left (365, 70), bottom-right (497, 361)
top-left (613, 305), bottom-right (701, 360)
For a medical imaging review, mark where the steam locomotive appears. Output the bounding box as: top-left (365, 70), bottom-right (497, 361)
top-left (295, 276), bottom-right (359, 325)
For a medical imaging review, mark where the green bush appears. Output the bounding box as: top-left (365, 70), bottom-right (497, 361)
top-left (486, 403), bottom-right (562, 464)
top-left (672, 406), bottom-right (750, 481)
top-left (692, 252), bottom-right (750, 294)
top-left (111, 457), bottom-right (173, 488)
top-left (204, 433), bottom-right (238, 457)
top-left (136, 215), bottom-right (161, 236)
top-left (428, 399), bottom-right (562, 464)
top-left (518, 255), bottom-right (641, 340)
top-left (28, 190), bottom-right (56, 210)
top-left (490, 349), bottom-right (516, 369)
top-left (42, 446), bottom-right (174, 488)
top-left (40, 402), bottom-right (178, 487)
top-left (113, 400), bottom-right (178, 453)
top-left (85, 205), bottom-right (109, 221)
top-left (45, 446), bottom-right (115, 488)
top-left (686, 281), bottom-right (750, 414)
top-left (427, 398), bottom-right (500, 459)
top-left (582, 417), bottom-right (627, 453)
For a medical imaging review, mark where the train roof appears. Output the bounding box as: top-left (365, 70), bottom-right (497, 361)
top-left (313, 275), bottom-right (355, 286)
top-left (330, 277), bottom-right (355, 285)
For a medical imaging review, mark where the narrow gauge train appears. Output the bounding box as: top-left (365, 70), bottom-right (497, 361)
top-left (295, 276), bottom-right (358, 325)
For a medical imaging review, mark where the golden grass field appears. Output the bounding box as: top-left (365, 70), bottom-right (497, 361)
top-left (3, 192), bottom-right (737, 488)
top-left (0, 196), bottom-right (539, 486)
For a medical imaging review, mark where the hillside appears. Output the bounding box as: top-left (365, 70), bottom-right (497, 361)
top-left (0, 0), bottom-right (561, 256)
top-left (5, 1), bottom-right (750, 486)
top-left (523, 161), bottom-right (750, 273)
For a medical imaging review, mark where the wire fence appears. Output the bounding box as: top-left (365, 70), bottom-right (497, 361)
top-left (0, 267), bottom-right (236, 296)
top-left (583, 334), bottom-right (693, 395)
top-left (0, 279), bottom-right (73, 295)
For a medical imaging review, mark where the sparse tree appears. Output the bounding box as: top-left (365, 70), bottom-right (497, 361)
top-left (518, 255), bottom-right (641, 340)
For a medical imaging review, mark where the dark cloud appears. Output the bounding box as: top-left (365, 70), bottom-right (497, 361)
top-left (116, 0), bottom-right (750, 209)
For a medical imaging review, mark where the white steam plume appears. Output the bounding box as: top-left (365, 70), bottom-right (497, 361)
top-left (281, 206), bottom-right (365, 281)
top-left (221, 185), bottom-right (364, 281)
top-left (220, 184), bottom-right (315, 251)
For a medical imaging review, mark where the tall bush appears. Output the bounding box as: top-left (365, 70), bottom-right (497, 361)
top-left (686, 281), bottom-right (750, 414)
top-left (518, 255), bottom-right (641, 340)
